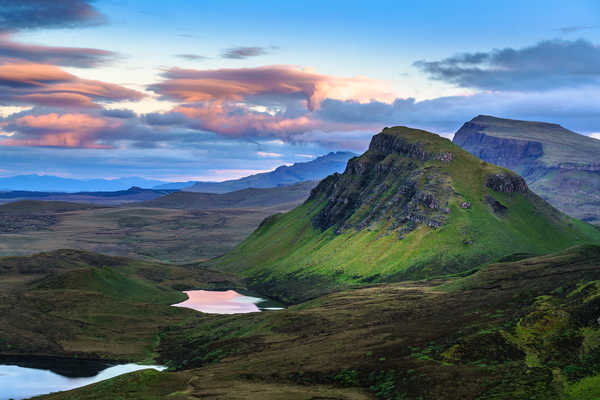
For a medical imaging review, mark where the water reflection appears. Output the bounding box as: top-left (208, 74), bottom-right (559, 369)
top-left (172, 290), bottom-right (284, 314)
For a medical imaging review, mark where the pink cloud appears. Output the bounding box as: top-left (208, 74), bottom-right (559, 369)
top-left (1, 113), bottom-right (122, 148)
top-left (150, 65), bottom-right (394, 111)
top-left (0, 34), bottom-right (115, 68)
top-left (173, 102), bottom-right (366, 138)
top-left (0, 63), bottom-right (144, 108)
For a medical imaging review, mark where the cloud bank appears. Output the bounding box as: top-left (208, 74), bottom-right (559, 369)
top-left (414, 39), bottom-right (600, 91)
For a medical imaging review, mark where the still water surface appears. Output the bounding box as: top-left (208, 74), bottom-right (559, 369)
top-left (172, 289), bottom-right (284, 314)
top-left (0, 360), bottom-right (165, 400)
top-left (2, 290), bottom-right (281, 399)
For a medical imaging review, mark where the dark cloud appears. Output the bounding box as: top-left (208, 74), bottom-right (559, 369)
top-left (414, 39), bottom-right (600, 91)
top-left (221, 46), bottom-right (272, 59)
top-left (175, 53), bottom-right (208, 61)
top-left (142, 111), bottom-right (188, 126)
top-left (0, 0), bottom-right (105, 32)
top-left (0, 35), bottom-right (116, 67)
top-left (101, 109), bottom-right (137, 119)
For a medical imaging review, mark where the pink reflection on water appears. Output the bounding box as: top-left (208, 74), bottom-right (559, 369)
top-left (171, 290), bottom-right (262, 314)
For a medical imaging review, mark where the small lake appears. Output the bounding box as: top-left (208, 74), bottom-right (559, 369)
top-left (0, 357), bottom-right (165, 400)
top-left (172, 289), bottom-right (284, 314)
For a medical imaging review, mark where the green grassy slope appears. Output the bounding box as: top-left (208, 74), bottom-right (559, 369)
top-left (213, 126), bottom-right (600, 302)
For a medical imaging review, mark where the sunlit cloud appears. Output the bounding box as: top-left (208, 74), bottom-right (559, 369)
top-left (149, 65), bottom-right (395, 110)
top-left (0, 112), bottom-right (122, 148)
top-left (257, 151), bottom-right (282, 158)
top-left (0, 63), bottom-right (144, 108)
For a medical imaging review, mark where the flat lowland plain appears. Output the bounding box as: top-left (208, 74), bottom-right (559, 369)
top-left (0, 203), bottom-right (297, 263)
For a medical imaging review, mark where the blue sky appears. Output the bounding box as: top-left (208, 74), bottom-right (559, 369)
top-left (0, 0), bottom-right (599, 180)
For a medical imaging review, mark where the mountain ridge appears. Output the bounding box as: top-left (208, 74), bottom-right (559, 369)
top-left (212, 126), bottom-right (600, 302)
top-left (454, 115), bottom-right (600, 223)
top-left (174, 151), bottom-right (356, 193)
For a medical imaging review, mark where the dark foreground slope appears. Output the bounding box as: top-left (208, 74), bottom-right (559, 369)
top-left (454, 115), bottom-right (600, 224)
top-left (213, 126), bottom-right (600, 302)
top-left (0, 250), bottom-right (239, 361)
top-left (38, 245), bottom-right (600, 399)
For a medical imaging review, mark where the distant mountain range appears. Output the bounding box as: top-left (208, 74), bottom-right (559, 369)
top-left (0, 187), bottom-right (177, 206)
top-left (0, 175), bottom-right (167, 193)
top-left (140, 181), bottom-right (317, 210)
top-left (155, 151), bottom-right (356, 193)
top-left (0, 152), bottom-right (356, 194)
top-left (454, 115), bottom-right (600, 224)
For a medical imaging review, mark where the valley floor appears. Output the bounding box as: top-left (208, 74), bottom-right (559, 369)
top-left (23, 245), bottom-right (600, 400)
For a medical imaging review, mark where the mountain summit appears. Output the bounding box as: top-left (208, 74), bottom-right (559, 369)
top-left (454, 115), bottom-right (600, 224)
top-left (214, 126), bottom-right (600, 302)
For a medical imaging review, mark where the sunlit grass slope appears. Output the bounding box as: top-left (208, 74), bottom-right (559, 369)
top-left (214, 126), bottom-right (600, 302)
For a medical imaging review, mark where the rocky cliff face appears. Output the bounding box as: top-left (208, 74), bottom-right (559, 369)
top-left (454, 116), bottom-right (600, 224)
top-left (309, 127), bottom-right (526, 236)
top-left (454, 121), bottom-right (543, 174)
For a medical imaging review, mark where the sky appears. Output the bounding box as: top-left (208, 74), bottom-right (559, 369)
top-left (0, 0), bottom-right (599, 181)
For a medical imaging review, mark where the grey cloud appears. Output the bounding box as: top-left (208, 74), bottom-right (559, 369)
top-left (558, 25), bottom-right (598, 34)
top-left (414, 39), bottom-right (600, 91)
top-left (101, 109), bottom-right (137, 119)
top-left (0, 0), bottom-right (105, 32)
top-left (0, 36), bottom-right (116, 67)
top-left (221, 46), bottom-right (272, 59)
top-left (175, 54), bottom-right (208, 61)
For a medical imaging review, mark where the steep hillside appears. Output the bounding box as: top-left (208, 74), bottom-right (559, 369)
top-left (454, 115), bottom-right (600, 224)
top-left (181, 152), bottom-right (355, 193)
top-left (140, 181), bottom-right (317, 209)
top-left (213, 126), bottom-right (600, 302)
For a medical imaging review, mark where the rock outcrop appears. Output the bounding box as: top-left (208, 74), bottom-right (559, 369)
top-left (309, 128), bottom-right (454, 235)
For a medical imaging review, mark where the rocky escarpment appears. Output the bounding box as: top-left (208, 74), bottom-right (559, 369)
top-left (309, 128), bottom-right (455, 236)
top-left (215, 124), bottom-right (600, 303)
top-left (454, 115), bottom-right (600, 224)
top-left (453, 120), bottom-right (543, 174)
top-left (309, 127), bottom-right (532, 236)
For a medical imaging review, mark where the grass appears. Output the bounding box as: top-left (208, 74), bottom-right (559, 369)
top-left (31, 369), bottom-right (191, 400)
top-left (0, 202), bottom-right (300, 263)
top-left (213, 126), bottom-right (600, 302)
top-left (0, 250), bottom-right (241, 361)
top-left (40, 244), bottom-right (600, 399)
